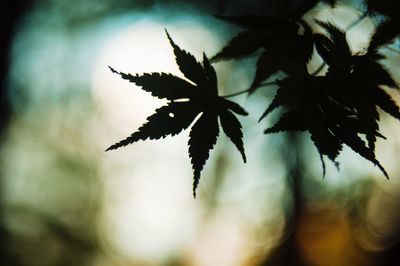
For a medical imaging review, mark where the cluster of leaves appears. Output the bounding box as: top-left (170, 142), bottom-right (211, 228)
top-left (366, 0), bottom-right (400, 49)
top-left (212, 0), bottom-right (399, 175)
top-left (107, 0), bottom-right (400, 196)
top-left (107, 31), bottom-right (247, 197)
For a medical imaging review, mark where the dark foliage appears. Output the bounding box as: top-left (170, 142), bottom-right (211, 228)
top-left (107, 0), bottom-right (400, 196)
top-left (367, 0), bottom-right (400, 20)
top-left (107, 30), bottom-right (247, 197)
top-left (210, 2), bottom-right (400, 178)
top-left (369, 19), bottom-right (400, 52)
top-left (211, 16), bottom-right (313, 92)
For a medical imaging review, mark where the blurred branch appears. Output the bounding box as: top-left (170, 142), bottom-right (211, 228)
top-left (388, 46), bottom-right (400, 54)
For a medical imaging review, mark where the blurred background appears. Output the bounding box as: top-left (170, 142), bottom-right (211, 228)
top-left (1, 0), bottom-right (400, 265)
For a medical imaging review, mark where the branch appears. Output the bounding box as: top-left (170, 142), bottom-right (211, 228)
top-left (345, 11), bottom-right (368, 32)
top-left (388, 46), bottom-right (400, 54)
top-left (221, 81), bottom-right (277, 98)
top-left (311, 62), bottom-right (326, 76)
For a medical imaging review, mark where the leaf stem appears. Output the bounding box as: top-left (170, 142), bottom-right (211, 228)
top-left (221, 88), bottom-right (252, 98)
top-left (311, 62), bottom-right (326, 76)
top-left (345, 11), bottom-right (368, 32)
top-left (388, 46), bottom-right (400, 54)
top-left (221, 81), bottom-right (277, 98)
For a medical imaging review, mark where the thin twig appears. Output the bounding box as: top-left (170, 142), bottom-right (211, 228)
top-left (345, 11), bottom-right (368, 31)
top-left (258, 81), bottom-right (279, 88)
top-left (221, 88), bottom-right (252, 98)
top-left (221, 81), bottom-right (277, 98)
top-left (311, 62), bottom-right (326, 76)
top-left (387, 46), bottom-right (400, 55)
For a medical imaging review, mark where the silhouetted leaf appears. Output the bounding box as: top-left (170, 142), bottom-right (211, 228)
top-left (260, 72), bottom-right (390, 176)
top-left (314, 33), bottom-right (334, 66)
top-left (108, 68), bottom-right (196, 100)
top-left (315, 21), bottom-right (398, 143)
top-left (374, 88), bottom-right (400, 119)
top-left (258, 77), bottom-right (298, 122)
top-left (106, 102), bottom-right (198, 151)
top-left (106, 8), bottom-right (400, 196)
top-left (213, 16), bottom-right (313, 94)
top-left (219, 109), bottom-right (246, 162)
top-left (107, 31), bottom-right (248, 197)
top-left (357, 99), bottom-right (379, 151)
top-left (264, 111), bottom-right (307, 133)
top-left (309, 123), bottom-right (343, 162)
top-left (202, 53), bottom-right (218, 95)
top-left (353, 55), bottom-right (398, 88)
top-left (250, 45), bottom-right (283, 91)
top-left (334, 126), bottom-right (388, 178)
top-left (166, 30), bottom-right (205, 86)
top-left (315, 20), bottom-right (352, 71)
top-left (369, 19), bottom-right (400, 51)
top-left (249, 22), bottom-right (313, 91)
top-left (222, 98), bottom-right (249, 115)
top-left (211, 30), bottom-right (273, 62)
top-left (189, 111), bottom-right (219, 198)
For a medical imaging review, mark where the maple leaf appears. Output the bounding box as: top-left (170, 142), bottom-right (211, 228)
top-left (107, 30), bottom-right (248, 197)
top-left (314, 20), bottom-right (352, 72)
top-left (264, 110), bottom-right (307, 134)
top-left (368, 19), bottom-right (400, 52)
top-left (250, 20), bottom-right (313, 91)
top-left (210, 16), bottom-right (294, 61)
top-left (282, 20), bottom-right (400, 176)
top-left (316, 21), bottom-right (399, 136)
top-left (211, 16), bottom-right (314, 93)
top-left (260, 72), bottom-right (390, 177)
top-left (262, 75), bottom-right (342, 164)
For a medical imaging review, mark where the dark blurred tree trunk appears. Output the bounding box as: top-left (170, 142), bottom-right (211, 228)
top-left (261, 132), bottom-right (308, 266)
top-left (0, 1), bottom-right (32, 265)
